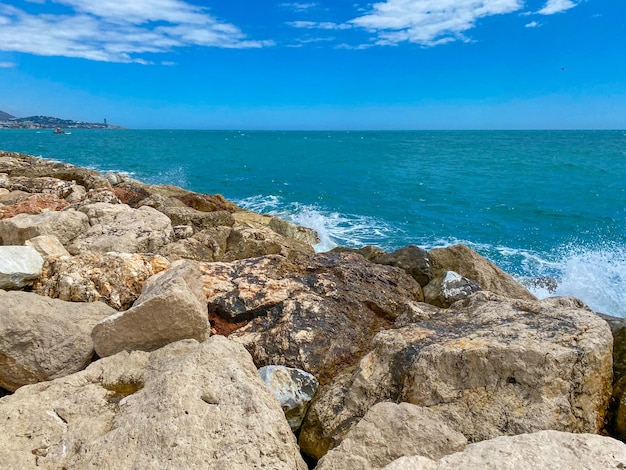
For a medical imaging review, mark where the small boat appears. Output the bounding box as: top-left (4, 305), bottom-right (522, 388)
top-left (53, 127), bottom-right (68, 134)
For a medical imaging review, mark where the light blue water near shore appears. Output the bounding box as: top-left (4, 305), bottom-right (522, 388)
top-left (1, 129), bottom-right (625, 316)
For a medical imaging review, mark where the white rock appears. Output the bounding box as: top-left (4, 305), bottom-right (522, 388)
top-left (0, 245), bottom-right (44, 289)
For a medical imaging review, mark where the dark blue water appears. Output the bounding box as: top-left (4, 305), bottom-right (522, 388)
top-left (1, 129), bottom-right (625, 316)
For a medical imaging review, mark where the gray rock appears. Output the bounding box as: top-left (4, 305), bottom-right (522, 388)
top-left (92, 260), bottom-right (209, 357)
top-left (423, 270), bottom-right (482, 307)
top-left (68, 203), bottom-right (174, 255)
top-left (0, 246), bottom-right (44, 289)
top-left (258, 365), bottom-right (319, 431)
top-left (0, 208), bottom-right (89, 245)
top-left (0, 337), bottom-right (308, 469)
top-left (383, 430), bottom-right (626, 470)
top-left (0, 290), bottom-right (115, 391)
top-left (375, 245), bottom-right (432, 287)
top-left (315, 402), bottom-right (467, 470)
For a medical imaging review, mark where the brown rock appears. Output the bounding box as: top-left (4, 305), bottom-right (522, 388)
top-left (0, 193), bottom-right (68, 219)
top-left (428, 244), bottom-right (536, 300)
top-left (34, 252), bottom-right (170, 310)
top-left (422, 270), bottom-right (482, 307)
top-left (222, 222), bottom-right (314, 261)
top-left (0, 208), bottom-right (90, 246)
top-left (202, 252), bottom-right (423, 384)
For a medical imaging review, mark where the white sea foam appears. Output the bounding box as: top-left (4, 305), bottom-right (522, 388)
top-left (235, 195), bottom-right (397, 253)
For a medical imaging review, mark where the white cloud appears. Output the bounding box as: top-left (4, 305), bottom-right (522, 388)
top-left (349, 0), bottom-right (524, 46)
top-left (279, 2), bottom-right (319, 11)
top-left (537, 0), bottom-right (579, 15)
top-left (0, 1), bottom-right (272, 63)
top-left (525, 21), bottom-right (540, 28)
top-left (287, 20), bottom-right (353, 30)
top-left (0, 61), bottom-right (17, 68)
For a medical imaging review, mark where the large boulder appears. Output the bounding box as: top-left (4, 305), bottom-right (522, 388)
top-left (598, 313), bottom-right (626, 440)
top-left (68, 203), bottom-right (174, 255)
top-left (300, 292), bottom-right (613, 459)
top-left (383, 430), bottom-right (626, 470)
top-left (92, 260), bottom-right (209, 357)
top-left (0, 246), bottom-right (44, 289)
top-left (25, 234), bottom-right (71, 258)
top-left (34, 252), bottom-right (170, 310)
top-left (0, 337), bottom-right (307, 469)
top-left (202, 252), bottom-right (423, 384)
top-left (0, 290), bottom-right (115, 391)
top-left (315, 402), bottom-right (467, 470)
top-left (428, 244), bottom-right (536, 301)
top-left (0, 208), bottom-right (89, 246)
top-left (159, 226), bottom-right (232, 262)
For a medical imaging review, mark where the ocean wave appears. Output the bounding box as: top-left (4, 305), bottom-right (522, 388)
top-left (235, 195), bottom-right (398, 252)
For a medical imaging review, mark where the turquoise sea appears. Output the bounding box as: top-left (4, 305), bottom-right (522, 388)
top-left (1, 129), bottom-right (625, 317)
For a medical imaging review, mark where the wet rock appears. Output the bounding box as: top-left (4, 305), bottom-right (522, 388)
top-left (383, 431), bottom-right (626, 470)
top-left (68, 203), bottom-right (173, 255)
top-left (0, 290), bottom-right (115, 391)
top-left (203, 252), bottom-right (423, 384)
top-left (258, 365), bottom-right (319, 432)
top-left (0, 337), bottom-right (307, 469)
top-left (315, 402), bottom-right (467, 470)
top-left (423, 270), bottom-right (482, 307)
top-left (0, 246), bottom-right (44, 289)
top-left (300, 292), bottom-right (613, 460)
top-left (34, 252), bottom-right (170, 310)
top-left (92, 260), bottom-right (209, 357)
top-left (428, 244), bottom-right (536, 301)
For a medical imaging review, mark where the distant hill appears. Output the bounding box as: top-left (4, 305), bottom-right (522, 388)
top-left (0, 110), bottom-right (15, 121)
top-left (0, 112), bottom-right (122, 129)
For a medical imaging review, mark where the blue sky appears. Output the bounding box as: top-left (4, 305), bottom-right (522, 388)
top-left (0, 0), bottom-right (624, 129)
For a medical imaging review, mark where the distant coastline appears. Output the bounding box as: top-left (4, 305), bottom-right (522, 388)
top-left (0, 110), bottom-right (122, 130)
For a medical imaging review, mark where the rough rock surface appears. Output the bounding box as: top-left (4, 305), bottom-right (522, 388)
top-left (315, 402), bottom-right (467, 470)
top-left (428, 244), bottom-right (536, 301)
top-left (68, 203), bottom-right (174, 255)
top-left (233, 211), bottom-right (320, 246)
top-left (25, 234), bottom-right (71, 258)
top-left (0, 193), bottom-right (68, 219)
top-left (159, 226), bottom-right (231, 262)
top-left (34, 252), bottom-right (170, 310)
top-left (382, 430), bottom-right (626, 470)
top-left (0, 337), bottom-right (308, 469)
top-left (0, 208), bottom-right (89, 246)
top-left (0, 290), bottom-right (115, 391)
top-left (202, 252), bottom-right (423, 384)
top-left (598, 313), bottom-right (626, 440)
top-left (258, 365), bottom-right (319, 431)
top-left (299, 292), bottom-right (613, 459)
top-left (423, 270), bottom-right (482, 308)
top-left (92, 260), bottom-right (209, 357)
top-left (221, 222), bottom-right (315, 261)
top-left (0, 246), bottom-right (44, 289)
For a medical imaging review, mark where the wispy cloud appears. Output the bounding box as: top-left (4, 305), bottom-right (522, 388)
top-left (349, 0), bottom-right (524, 46)
top-left (525, 21), bottom-right (540, 28)
top-left (0, 1), bottom-right (273, 63)
top-left (279, 2), bottom-right (319, 11)
top-left (287, 20), bottom-right (352, 30)
top-left (537, 0), bottom-right (579, 15)
top-left (0, 61), bottom-right (17, 68)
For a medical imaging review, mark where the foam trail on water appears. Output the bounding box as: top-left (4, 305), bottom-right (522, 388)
top-left (235, 195), bottom-right (397, 252)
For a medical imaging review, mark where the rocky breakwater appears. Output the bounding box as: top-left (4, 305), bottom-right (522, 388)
top-left (0, 150), bottom-right (625, 469)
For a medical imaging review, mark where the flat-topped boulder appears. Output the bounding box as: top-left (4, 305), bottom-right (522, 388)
top-left (0, 208), bottom-right (89, 246)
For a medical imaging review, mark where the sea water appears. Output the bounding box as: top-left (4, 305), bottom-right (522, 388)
top-left (1, 129), bottom-right (624, 316)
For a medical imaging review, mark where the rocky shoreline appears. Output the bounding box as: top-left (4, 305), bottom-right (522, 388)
top-left (0, 150), bottom-right (625, 468)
